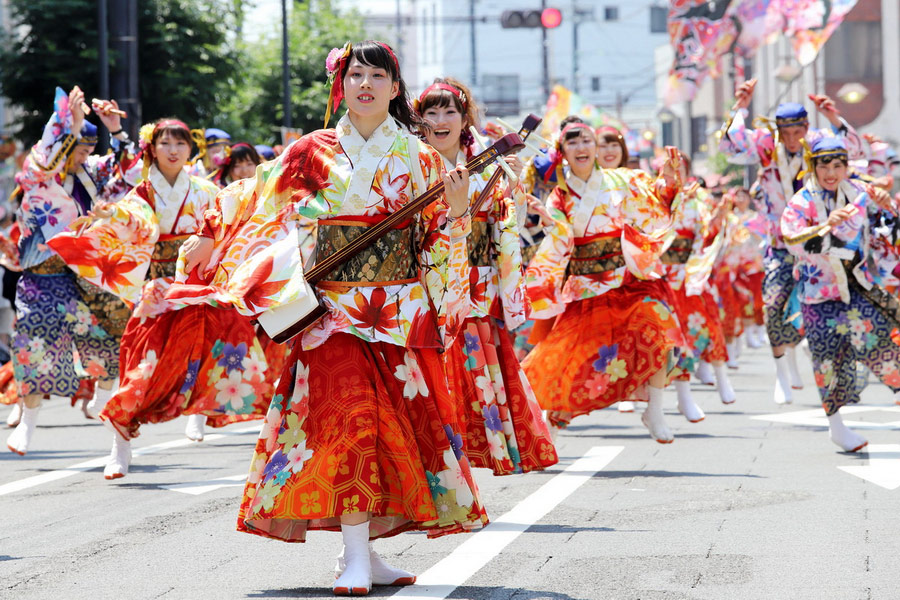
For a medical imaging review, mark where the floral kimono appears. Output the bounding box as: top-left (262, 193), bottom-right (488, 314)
top-left (713, 210), bottom-right (751, 340)
top-left (662, 184), bottom-right (727, 377)
top-left (719, 109), bottom-right (864, 347)
top-left (48, 165), bottom-right (275, 439)
top-left (441, 152), bottom-right (557, 476)
top-left (9, 88), bottom-right (126, 399)
top-left (165, 114), bottom-right (487, 542)
top-left (734, 207), bottom-right (767, 328)
top-left (521, 165), bottom-right (682, 425)
top-left (781, 180), bottom-right (900, 415)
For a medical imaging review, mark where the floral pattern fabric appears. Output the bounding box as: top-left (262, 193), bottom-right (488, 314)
top-left (12, 273), bottom-right (118, 397)
top-left (762, 247), bottom-right (804, 347)
top-left (237, 333), bottom-right (488, 542)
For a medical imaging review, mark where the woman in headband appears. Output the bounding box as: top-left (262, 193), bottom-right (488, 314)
top-left (48, 118), bottom-right (277, 479)
top-left (221, 142), bottom-right (262, 185)
top-left (169, 40), bottom-right (487, 596)
top-left (414, 76), bottom-right (557, 478)
top-left (521, 118), bottom-right (684, 443)
top-left (781, 137), bottom-right (900, 453)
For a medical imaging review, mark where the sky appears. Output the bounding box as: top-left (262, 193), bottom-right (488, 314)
top-left (243, 0), bottom-right (404, 42)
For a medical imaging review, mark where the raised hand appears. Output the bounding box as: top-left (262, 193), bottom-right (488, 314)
top-left (808, 94), bottom-right (841, 126)
top-left (732, 79), bottom-right (757, 111)
top-left (443, 164), bottom-right (470, 218)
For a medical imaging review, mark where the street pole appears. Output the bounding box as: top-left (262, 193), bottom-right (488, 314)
top-left (572, 8), bottom-right (578, 94)
top-left (109, 0), bottom-right (139, 139)
top-left (97, 0), bottom-right (109, 153)
top-left (469, 0), bottom-right (477, 87)
top-left (282, 0), bottom-right (292, 129)
top-left (541, 0), bottom-right (550, 101)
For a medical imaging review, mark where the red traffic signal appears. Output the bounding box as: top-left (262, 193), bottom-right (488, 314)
top-left (500, 8), bottom-right (563, 29)
top-left (541, 8), bottom-right (563, 29)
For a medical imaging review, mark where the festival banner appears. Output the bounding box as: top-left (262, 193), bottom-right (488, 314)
top-left (541, 85), bottom-right (630, 140)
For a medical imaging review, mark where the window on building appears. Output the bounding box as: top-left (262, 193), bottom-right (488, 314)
top-left (591, 76), bottom-right (601, 92)
top-left (604, 6), bottom-right (619, 21)
top-left (690, 115), bottom-right (708, 157)
top-left (824, 20), bottom-right (882, 81)
top-left (481, 74), bottom-right (520, 116)
top-left (650, 5), bottom-right (667, 33)
top-left (661, 121), bottom-right (674, 147)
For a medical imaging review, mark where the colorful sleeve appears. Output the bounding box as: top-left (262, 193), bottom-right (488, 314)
top-left (15, 88), bottom-right (77, 191)
top-left (490, 184), bottom-right (526, 330)
top-left (684, 193), bottom-right (725, 296)
top-left (718, 110), bottom-right (765, 166)
top-left (417, 144), bottom-right (471, 343)
top-left (524, 187), bottom-right (573, 319)
top-left (781, 190), bottom-right (823, 259)
top-left (46, 184), bottom-right (159, 306)
top-left (620, 169), bottom-right (675, 279)
top-left (835, 118), bottom-right (867, 161)
top-left (166, 132), bottom-right (336, 315)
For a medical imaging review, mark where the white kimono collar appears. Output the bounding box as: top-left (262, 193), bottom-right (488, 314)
top-left (336, 113), bottom-right (401, 212)
top-left (148, 164), bottom-right (191, 208)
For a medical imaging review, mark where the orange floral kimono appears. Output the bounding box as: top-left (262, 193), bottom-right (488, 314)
top-left (521, 165), bottom-right (683, 426)
top-left (48, 166), bottom-right (276, 439)
top-left (165, 115), bottom-right (488, 542)
top-left (441, 152), bottom-right (557, 476)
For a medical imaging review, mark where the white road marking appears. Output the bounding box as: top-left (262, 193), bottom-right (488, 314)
top-left (838, 444), bottom-right (900, 490)
top-left (390, 445), bottom-right (623, 600)
top-left (161, 473), bottom-right (248, 495)
top-left (753, 405), bottom-right (900, 430)
top-left (0, 423), bottom-right (261, 497)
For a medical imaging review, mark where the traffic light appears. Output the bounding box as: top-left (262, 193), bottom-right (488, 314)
top-left (500, 8), bottom-right (563, 29)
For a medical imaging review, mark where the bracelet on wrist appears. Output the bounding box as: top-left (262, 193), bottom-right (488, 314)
top-left (109, 128), bottom-right (124, 136)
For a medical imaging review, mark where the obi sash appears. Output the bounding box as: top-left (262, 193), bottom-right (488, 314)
top-left (467, 214), bottom-right (491, 267)
top-left (316, 215), bottom-right (418, 285)
top-left (566, 230), bottom-right (624, 276)
top-left (661, 235), bottom-right (695, 265)
top-left (147, 234), bottom-right (191, 280)
top-left (74, 278), bottom-right (132, 338)
top-left (26, 254), bottom-right (68, 275)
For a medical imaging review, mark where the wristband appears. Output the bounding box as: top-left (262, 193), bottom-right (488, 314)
top-left (108, 128), bottom-right (124, 136)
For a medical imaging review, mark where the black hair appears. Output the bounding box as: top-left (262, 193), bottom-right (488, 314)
top-left (813, 155), bottom-right (849, 167)
top-left (344, 40), bottom-right (424, 131)
top-left (222, 143), bottom-right (261, 181)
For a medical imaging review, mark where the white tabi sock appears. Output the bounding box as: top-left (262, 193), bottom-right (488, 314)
top-left (617, 400), bottom-right (635, 413)
top-left (714, 363), bottom-right (736, 404)
top-left (184, 414), bottom-right (207, 442)
top-left (696, 360), bottom-right (716, 385)
top-left (6, 404), bottom-right (39, 455)
top-left (336, 544), bottom-right (416, 587)
top-left (726, 341), bottom-right (740, 369)
top-left (785, 346), bottom-right (804, 389)
top-left (675, 380), bottom-right (705, 422)
top-left (333, 522), bottom-right (373, 595)
top-left (5, 401), bottom-right (22, 428)
top-left (641, 386), bottom-right (674, 443)
top-left (104, 430), bottom-right (132, 480)
top-left (827, 411), bottom-right (868, 452)
top-left (773, 355), bottom-right (793, 405)
top-left (86, 383), bottom-right (117, 420)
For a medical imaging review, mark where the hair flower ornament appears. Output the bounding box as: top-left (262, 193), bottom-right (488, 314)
top-left (324, 42), bottom-right (353, 128)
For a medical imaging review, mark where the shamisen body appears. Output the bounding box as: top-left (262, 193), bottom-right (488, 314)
top-left (167, 40), bottom-right (487, 597)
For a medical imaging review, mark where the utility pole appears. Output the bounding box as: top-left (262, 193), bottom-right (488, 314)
top-left (469, 0), bottom-right (477, 87)
top-left (395, 0), bottom-right (403, 62)
top-left (282, 0), bottom-right (292, 129)
top-left (97, 0), bottom-right (110, 153)
top-left (109, 0), bottom-right (139, 139)
top-left (571, 5), bottom-right (594, 95)
top-left (541, 0), bottom-right (550, 100)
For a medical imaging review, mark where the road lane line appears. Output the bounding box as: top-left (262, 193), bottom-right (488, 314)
top-left (161, 473), bottom-right (248, 495)
top-left (391, 445), bottom-right (623, 600)
top-left (839, 444), bottom-right (900, 490)
top-left (0, 423), bottom-right (261, 497)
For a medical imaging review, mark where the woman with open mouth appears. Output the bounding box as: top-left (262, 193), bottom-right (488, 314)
top-left (415, 77), bottom-right (558, 478)
top-left (521, 118), bottom-right (685, 444)
top-left (168, 40), bottom-right (488, 596)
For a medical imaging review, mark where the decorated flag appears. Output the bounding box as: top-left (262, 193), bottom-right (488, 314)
top-left (541, 85), bottom-right (630, 139)
top-left (777, 0), bottom-right (859, 65)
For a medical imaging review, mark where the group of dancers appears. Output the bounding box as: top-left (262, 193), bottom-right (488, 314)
top-left (4, 39), bottom-right (900, 595)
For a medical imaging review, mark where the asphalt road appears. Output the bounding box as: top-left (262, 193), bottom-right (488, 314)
top-left (2, 343), bottom-right (899, 600)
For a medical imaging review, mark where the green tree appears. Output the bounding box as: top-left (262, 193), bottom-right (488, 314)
top-left (0, 0), bottom-right (242, 142)
top-left (216, 0), bottom-right (365, 145)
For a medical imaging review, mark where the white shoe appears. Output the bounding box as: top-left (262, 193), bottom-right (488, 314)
top-left (336, 544), bottom-right (416, 587)
top-left (746, 327), bottom-right (763, 348)
top-left (333, 522), bottom-right (373, 595)
top-left (773, 356), bottom-right (793, 405)
top-left (714, 364), bottom-right (736, 404)
top-left (6, 405), bottom-right (39, 455)
top-left (185, 414), bottom-right (207, 442)
top-left (6, 402), bottom-right (22, 427)
top-left (86, 384), bottom-right (116, 420)
top-left (641, 386), bottom-right (673, 443)
top-left (675, 381), bottom-right (705, 422)
top-left (785, 346), bottom-right (804, 390)
top-left (695, 361), bottom-right (715, 386)
top-left (617, 400), bottom-right (635, 413)
top-left (799, 337), bottom-right (813, 359)
top-left (827, 412), bottom-right (868, 452)
top-left (726, 341), bottom-right (740, 369)
top-left (103, 431), bottom-right (132, 479)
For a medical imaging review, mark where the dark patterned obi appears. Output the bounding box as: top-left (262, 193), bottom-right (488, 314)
top-left (566, 230), bottom-right (624, 277)
top-left (74, 278), bottom-right (132, 339)
top-left (26, 254), bottom-right (68, 275)
top-left (316, 215), bottom-right (418, 285)
top-left (147, 234), bottom-right (191, 280)
top-left (660, 234), bottom-right (695, 265)
top-left (467, 214), bottom-right (492, 267)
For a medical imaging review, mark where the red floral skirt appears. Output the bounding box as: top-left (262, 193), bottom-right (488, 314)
top-left (670, 285), bottom-right (728, 380)
top-left (522, 278), bottom-right (681, 421)
top-left (444, 316), bottom-right (558, 475)
top-left (715, 270), bottom-right (745, 340)
top-left (101, 305), bottom-right (274, 440)
top-left (237, 333), bottom-right (489, 543)
top-left (738, 270), bottom-right (765, 326)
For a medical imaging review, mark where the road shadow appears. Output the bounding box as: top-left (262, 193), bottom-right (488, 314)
top-left (594, 469), bottom-right (762, 479)
top-left (560, 432), bottom-right (748, 440)
top-left (247, 586), bottom-right (584, 599)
